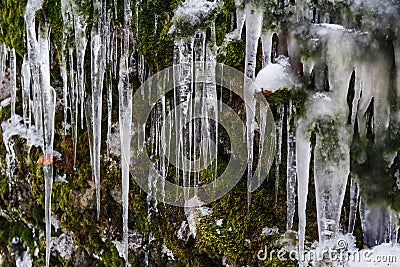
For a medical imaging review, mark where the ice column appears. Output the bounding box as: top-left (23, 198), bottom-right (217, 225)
top-left (119, 0), bottom-right (133, 264)
top-left (243, 2), bottom-right (263, 206)
top-left (90, 0), bottom-right (108, 219)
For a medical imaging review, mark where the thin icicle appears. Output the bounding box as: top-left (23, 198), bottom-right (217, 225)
top-left (286, 101), bottom-right (296, 231)
top-left (243, 2), bottom-right (263, 207)
top-left (72, 0), bottom-right (88, 129)
top-left (68, 49), bottom-right (78, 167)
top-left (38, 24), bottom-right (56, 267)
top-left (90, 0), bottom-right (108, 220)
top-left (348, 177), bottom-right (360, 234)
top-left (60, 0), bottom-right (76, 137)
top-left (21, 56), bottom-right (31, 127)
top-left (10, 49), bottom-right (17, 117)
top-left (296, 120), bottom-right (312, 262)
top-left (0, 44), bottom-right (7, 90)
top-left (261, 31), bottom-right (274, 68)
top-left (275, 104), bottom-right (284, 205)
top-left (106, 27), bottom-right (115, 158)
top-left (106, 82), bottom-right (113, 158)
top-left (119, 0), bottom-right (133, 265)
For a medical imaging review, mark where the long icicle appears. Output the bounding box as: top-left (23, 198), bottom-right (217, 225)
top-left (119, 0), bottom-right (133, 264)
top-left (39, 24), bottom-right (56, 267)
top-left (243, 2), bottom-right (263, 207)
top-left (286, 100), bottom-right (297, 231)
top-left (90, 0), bottom-right (107, 219)
top-left (10, 48), bottom-right (17, 117)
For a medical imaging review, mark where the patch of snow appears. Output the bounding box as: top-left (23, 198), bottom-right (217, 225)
top-left (254, 56), bottom-right (295, 92)
top-left (51, 215), bottom-right (60, 233)
top-left (348, 243), bottom-right (400, 267)
top-left (177, 221), bottom-right (187, 240)
top-left (185, 204), bottom-right (212, 238)
top-left (169, 0), bottom-right (220, 36)
top-left (51, 231), bottom-right (74, 260)
top-left (55, 173), bottom-right (68, 183)
top-left (15, 248), bottom-right (32, 267)
top-left (161, 243), bottom-right (175, 260)
top-left (261, 226), bottom-right (279, 236)
top-left (112, 240), bottom-right (125, 258)
top-left (1, 115), bottom-right (42, 148)
top-left (216, 219), bottom-right (223, 227)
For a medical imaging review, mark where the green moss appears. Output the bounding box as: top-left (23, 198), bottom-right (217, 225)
top-left (42, 0), bottom-right (63, 53)
top-left (135, 0), bottom-right (175, 72)
top-left (0, 174), bottom-right (8, 208)
top-left (0, 0), bottom-right (27, 57)
top-left (215, 0), bottom-right (235, 46)
top-left (218, 39), bottom-right (246, 69)
top-left (0, 217), bottom-right (36, 252)
top-left (99, 240), bottom-right (125, 266)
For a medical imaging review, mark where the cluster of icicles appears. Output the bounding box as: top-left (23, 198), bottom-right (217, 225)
top-left (1, 0), bottom-right (400, 266)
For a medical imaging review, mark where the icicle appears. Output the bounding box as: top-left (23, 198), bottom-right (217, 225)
top-left (314, 120), bottom-right (351, 242)
top-left (286, 101), bottom-right (296, 231)
top-left (24, 8), bottom-right (54, 267)
top-left (359, 203), bottom-right (398, 246)
top-left (207, 24), bottom-right (218, 184)
top-left (243, 2), bottom-right (263, 207)
top-left (10, 48), bottom-right (17, 117)
top-left (296, 120), bottom-right (312, 261)
top-left (24, 16), bottom-right (56, 255)
top-left (295, 26), bottom-right (354, 249)
top-left (106, 27), bottom-right (115, 158)
top-left (106, 82), bottom-right (112, 158)
top-left (0, 44), bottom-right (7, 90)
top-left (138, 54), bottom-right (146, 84)
top-left (173, 37), bottom-right (194, 202)
top-left (261, 30), bottom-right (274, 68)
top-left (296, 0), bottom-right (312, 22)
top-left (90, 0), bottom-right (107, 220)
top-left (193, 31), bottom-right (206, 191)
top-left (359, 201), bottom-right (393, 247)
top-left (68, 49), bottom-right (78, 167)
top-left (25, 0), bottom-right (43, 135)
top-left (394, 39), bottom-right (400, 126)
top-left (60, 53), bottom-right (68, 137)
top-left (234, 0), bottom-right (246, 39)
top-left (348, 177), bottom-right (360, 234)
top-left (38, 24), bottom-right (55, 267)
top-left (354, 40), bottom-right (392, 248)
top-left (72, 1), bottom-right (88, 130)
top-left (60, 0), bottom-right (74, 138)
top-left (119, 0), bottom-right (133, 265)
top-left (21, 56), bottom-right (31, 127)
top-left (244, 3), bottom-right (263, 79)
top-left (347, 178), bottom-right (360, 234)
top-left (274, 104), bottom-right (284, 205)
top-left (387, 211), bottom-right (399, 244)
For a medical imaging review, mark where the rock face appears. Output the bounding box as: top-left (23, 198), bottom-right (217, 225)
top-left (1, 0), bottom-right (400, 266)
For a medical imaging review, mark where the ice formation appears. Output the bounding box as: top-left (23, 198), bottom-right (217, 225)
top-left (118, 0), bottom-right (133, 264)
top-left (2, 0), bottom-right (400, 265)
